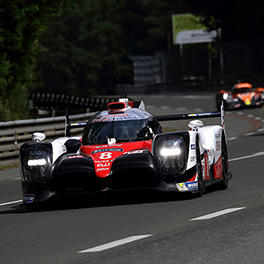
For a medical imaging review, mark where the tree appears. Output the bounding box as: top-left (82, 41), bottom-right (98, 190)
top-left (37, 0), bottom-right (133, 96)
top-left (187, 0), bottom-right (264, 41)
top-left (0, 0), bottom-right (64, 121)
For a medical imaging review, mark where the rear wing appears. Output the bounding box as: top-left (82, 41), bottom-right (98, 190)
top-left (64, 110), bottom-right (88, 137)
top-left (155, 102), bottom-right (225, 128)
top-left (64, 102), bottom-right (225, 137)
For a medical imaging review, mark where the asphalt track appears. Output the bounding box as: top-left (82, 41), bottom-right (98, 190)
top-left (0, 94), bottom-right (264, 264)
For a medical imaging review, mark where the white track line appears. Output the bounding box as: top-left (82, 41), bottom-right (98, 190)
top-left (190, 207), bottom-right (246, 221)
top-left (78, 235), bottom-right (153, 253)
top-left (245, 132), bottom-right (255, 136)
top-left (161, 106), bottom-right (170, 109)
top-left (194, 108), bottom-right (203, 112)
top-left (176, 107), bottom-right (187, 111)
top-left (0, 199), bottom-right (22, 207)
top-left (229, 151), bottom-right (264, 162)
top-left (227, 136), bottom-right (238, 141)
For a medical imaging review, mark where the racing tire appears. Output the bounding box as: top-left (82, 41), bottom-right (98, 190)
top-left (24, 203), bottom-right (38, 211)
top-left (218, 133), bottom-right (229, 190)
top-left (194, 138), bottom-right (205, 197)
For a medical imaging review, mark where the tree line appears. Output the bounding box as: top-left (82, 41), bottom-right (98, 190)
top-left (1, 0), bottom-right (264, 120)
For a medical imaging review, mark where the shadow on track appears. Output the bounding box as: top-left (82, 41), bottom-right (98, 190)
top-left (0, 184), bottom-right (227, 214)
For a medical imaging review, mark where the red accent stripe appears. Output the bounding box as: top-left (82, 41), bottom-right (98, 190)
top-left (204, 152), bottom-right (210, 181)
top-left (187, 173), bottom-right (197, 182)
top-left (213, 155), bottom-right (223, 179)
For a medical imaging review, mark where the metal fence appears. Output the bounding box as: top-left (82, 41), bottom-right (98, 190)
top-left (0, 113), bottom-right (94, 166)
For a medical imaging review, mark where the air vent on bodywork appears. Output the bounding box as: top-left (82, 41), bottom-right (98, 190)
top-left (107, 102), bottom-right (126, 113)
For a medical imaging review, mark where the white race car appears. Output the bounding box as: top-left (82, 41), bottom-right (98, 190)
top-left (20, 99), bottom-right (231, 205)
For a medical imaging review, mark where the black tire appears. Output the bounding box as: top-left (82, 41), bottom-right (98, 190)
top-left (24, 203), bottom-right (38, 211)
top-left (195, 138), bottom-right (205, 197)
top-left (218, 133), bottom-right (229, 189)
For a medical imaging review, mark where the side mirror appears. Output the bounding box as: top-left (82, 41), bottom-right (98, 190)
top-left (32, 132), bottom-right (46, 142)
top-left (188, 120), bottom-right (204, 131)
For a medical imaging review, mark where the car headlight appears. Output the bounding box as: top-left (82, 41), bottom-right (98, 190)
top-left (27, 158), bottom-right (47, 166)
top-left (223, 93), bottom-right (229, 100)
top-left (160, 147), bottom-right (182, 157)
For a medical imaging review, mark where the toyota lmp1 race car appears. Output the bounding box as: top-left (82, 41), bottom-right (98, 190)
top-left (216, 82), bottom-right (264, 110)
top-left (20, 98), bottom-right (231, 206)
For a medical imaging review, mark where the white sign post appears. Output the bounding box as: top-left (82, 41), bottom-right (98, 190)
top-left (176, 29), bottom-right (218, 44)
top-left (175, 29), bottom-right (221, 78)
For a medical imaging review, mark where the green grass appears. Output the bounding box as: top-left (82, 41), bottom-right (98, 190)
top-left (0, 162), bottom-right (19, 171)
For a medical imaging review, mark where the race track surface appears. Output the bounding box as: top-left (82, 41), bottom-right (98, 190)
top-left (0, 94), bottom-right (264, 264)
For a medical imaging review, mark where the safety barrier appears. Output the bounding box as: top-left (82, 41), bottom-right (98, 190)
top-left (0, 112), bottom-right (94, 166)
top-left (30, 93), bottom-right (117, 111)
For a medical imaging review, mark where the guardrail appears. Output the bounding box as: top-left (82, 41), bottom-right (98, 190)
top-left (0, 112), bottom-right (94, 166)
top-left (30, 93), bottom-right (117, 111)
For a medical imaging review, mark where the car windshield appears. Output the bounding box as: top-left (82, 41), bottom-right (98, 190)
top-left (83, 119), bottom-right (152, 145)
top-left (233, 88), bottom-right (254, 94)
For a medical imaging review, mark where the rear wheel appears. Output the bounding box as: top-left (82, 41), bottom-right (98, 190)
top-left (218, 133), bottom-right (229, 189)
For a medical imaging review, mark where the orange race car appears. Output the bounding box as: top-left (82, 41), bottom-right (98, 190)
top-left (216, 82), bottom-right (264, 110)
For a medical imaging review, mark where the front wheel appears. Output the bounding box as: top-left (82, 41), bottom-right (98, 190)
top-left (194, 139), bottom-right (205, 197)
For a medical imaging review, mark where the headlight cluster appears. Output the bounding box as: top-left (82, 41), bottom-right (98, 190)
top-left (154, 133), bottom-right (189, 175)
top-left (223, 93), bottom-right (233, 102)
top-left (20, 143), bottom-right (52, 182)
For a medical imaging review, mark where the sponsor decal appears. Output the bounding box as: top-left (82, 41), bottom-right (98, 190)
top-left (188, 112), bottom-right (215, 117)
top-left (190, 156), bottom-right (195, 162)
top-left (92, 148), bottom-right (123, 154)
top-left (94, 113), bottom-right (142, 122)
top-left (216, 141), bottom-right (221, 151)
top-left (191, 144), bottom-right (195, 150)
top-left (186, 181), bottom-right (198, 191)
top-left (176, 183), bottom-right (188, 192)
top-left (96, 163), bottom-right (110, 167)
top-left (245, 100), bottom-right (251, 105)
top-left (23, 194), bottom-right (35, 203)
top-left (96, 168), bottom-right (110, 172)
top-left (68, 155), bottom-right (83, 159)
top-left (94, 144), bottom-right (122, 148)
top-left (124, 150), bottom-right (145, 155)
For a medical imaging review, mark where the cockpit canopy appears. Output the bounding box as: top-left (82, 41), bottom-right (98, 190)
top-left (82, 109), bottom-right (162, 145)
top-left (233, 88), bottom-right (254, 94)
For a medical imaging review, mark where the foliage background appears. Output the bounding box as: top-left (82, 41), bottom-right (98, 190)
top-left (1, 0), bottom-right (264, 120)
